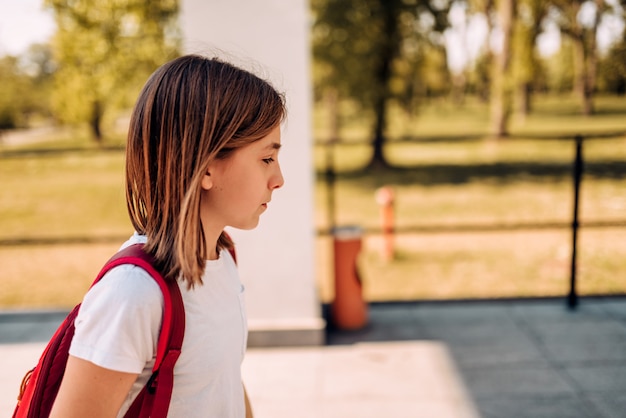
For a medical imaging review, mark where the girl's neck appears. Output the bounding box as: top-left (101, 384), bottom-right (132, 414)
top-left (206, 246), bottom-right (219, 261)
top-left (202, 225), bottom-right (223, 261)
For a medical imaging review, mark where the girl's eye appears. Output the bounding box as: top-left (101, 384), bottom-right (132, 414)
top-left (262, 157), bottom-right (275, 165)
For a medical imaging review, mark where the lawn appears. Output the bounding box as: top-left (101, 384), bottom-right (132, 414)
top-left (2, 94), bottom-right (626, 307)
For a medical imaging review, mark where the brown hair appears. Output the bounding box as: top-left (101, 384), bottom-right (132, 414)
top-left (125, 54), bottom-right (285, 286)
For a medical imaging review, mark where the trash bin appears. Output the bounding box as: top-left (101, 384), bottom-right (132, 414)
top-left (331, 226), bottom-right (368, 330)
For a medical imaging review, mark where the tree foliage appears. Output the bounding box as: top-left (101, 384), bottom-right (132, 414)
top-left (598, 37), bottom-right (626, 94)
top-left (45, 0), bottom-right (180, 142)
top-left (596, 1), bottom-right (626, 94)
top-left (311, 0), bottom-right (452, 168)
top-left (0, 56), bottom-right (30, 129)
top-left (544, 37), bottom-right (576, 93)
top-left (0, 44), bottom-right (54, 130)
top-left (548, 0), bottom-right (625, 115)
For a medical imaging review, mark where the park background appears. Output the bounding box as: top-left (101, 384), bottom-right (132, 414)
top-left (1, 0), bottom-right (626, 308)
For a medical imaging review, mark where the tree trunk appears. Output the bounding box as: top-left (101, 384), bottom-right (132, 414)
top-left (90, 100), bottom-right (103, 144)
top-left (572, 37), bottom-right (593, 116)
top-left (512, 0), bottom-right (547, 123)
top-left (583, 0), bottom-right (604, 115)
top-left (326, 88), bottom-right (340, 143)
top-left (366, 0), bottom-right (401, 170)
top-left (489, 0), bottom-right (515, 138)
top-left (451, 73), bottom-right (466, 106)
top-left (564, 0), bottom-right (601, 116)
top-left (516, 82), bottom-right (531, 122)
top-left (370, 96), bottom-right (388, 170)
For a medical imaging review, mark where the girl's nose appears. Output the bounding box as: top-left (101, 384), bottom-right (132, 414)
top-left (271, 165), bottom-right (284, 189)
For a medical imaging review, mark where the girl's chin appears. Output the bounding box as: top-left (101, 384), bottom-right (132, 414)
top-left (229, 218), bottom-right (260, 231)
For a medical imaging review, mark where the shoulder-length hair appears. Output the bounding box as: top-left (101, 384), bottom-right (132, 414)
top-left (125, 54), bottom-right (286, 287)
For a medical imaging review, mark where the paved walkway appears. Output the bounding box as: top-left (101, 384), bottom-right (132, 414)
top-left (2, 297), bottom-right (626, 417)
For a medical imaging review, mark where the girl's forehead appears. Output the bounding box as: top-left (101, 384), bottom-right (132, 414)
top-left (255, 126), bottom-right (282, 150)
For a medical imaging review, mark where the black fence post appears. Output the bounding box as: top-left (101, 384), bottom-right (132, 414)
top-left (568, 135), bottom-right (583, 309)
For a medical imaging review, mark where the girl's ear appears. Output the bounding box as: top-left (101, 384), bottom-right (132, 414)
top-left (201, 170), bottom-right (213, 191)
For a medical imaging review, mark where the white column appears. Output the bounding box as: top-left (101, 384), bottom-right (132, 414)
top-left (180, 0), bottom-right (324, 346)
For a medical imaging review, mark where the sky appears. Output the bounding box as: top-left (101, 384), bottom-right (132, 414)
top-left (0, 0), bottom-right (55, 57)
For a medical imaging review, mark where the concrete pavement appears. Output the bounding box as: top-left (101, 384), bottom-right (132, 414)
top-left (2, 297), bottom-right (626, 417)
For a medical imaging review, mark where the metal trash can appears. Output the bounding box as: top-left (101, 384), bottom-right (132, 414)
top-left (331, 226), bottom-right (368, 330)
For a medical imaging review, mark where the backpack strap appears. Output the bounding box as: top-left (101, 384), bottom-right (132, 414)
top-left (95, 244), bottom-right (184, 418)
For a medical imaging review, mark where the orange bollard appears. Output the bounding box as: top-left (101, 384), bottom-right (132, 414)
top-left (331, 226), bottom-right (368, 330)
top-left (375, 186), bottom-right (395, 262)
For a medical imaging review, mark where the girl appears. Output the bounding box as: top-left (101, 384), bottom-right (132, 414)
top-left (50, 54), bottom-right (285, 417)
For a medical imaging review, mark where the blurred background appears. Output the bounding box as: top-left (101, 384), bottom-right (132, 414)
top-left (1, 0), bottom-right (626, 307)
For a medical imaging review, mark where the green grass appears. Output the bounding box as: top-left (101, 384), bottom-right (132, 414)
top-left (0, 148), bottom-right (129, 239)
top-left (315, 228), bottom-right (626, 303)
top-left (314, 95), bottom-right (626, 143)
top-left (2, 94), bottom-right (626, 307)
top-left (314, 135), bottom-right (626, 230)
top-left (0, 243), bottom-right (121, 306)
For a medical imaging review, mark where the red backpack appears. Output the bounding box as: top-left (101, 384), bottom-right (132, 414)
top-left (13, 243), bottom-right (185, 418)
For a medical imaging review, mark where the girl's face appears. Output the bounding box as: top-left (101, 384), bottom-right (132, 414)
top-left (201, 125), bottom-right (284, 233)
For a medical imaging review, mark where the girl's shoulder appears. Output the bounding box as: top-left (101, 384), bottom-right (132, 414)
top-left (72, 263), bottom-right (165, 373)
top-left (81, 263), bottom-right (165, 319)
top-left (95, 233), bottom-right (163, 305)
top-left (98, 263), bottom-right (163, 295)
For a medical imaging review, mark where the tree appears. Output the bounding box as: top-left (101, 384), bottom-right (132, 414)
top-left (45, 0), bottom-right (180, 143)
top-left (543, 37), bottom-right (576, 93)
top-left (468, 0), bottom-right (546, 136)
top-left (0, 56), bottom-right (29, 129)
top-left (549, 0), bottom-right (622, 115)
top-left (464, 0), bottom-right (495, 102)
top-left (511, 0), bottom-right (549, 119)
top-left (462, 0), bottom-right (518, 136)
top-left (0, 45), bottom-right (54, 130)
top-left (489, 0), bottom-right (516, 138)
top-left (20, 43), bottom-right (56, 120)
top-left (312, 0), bottom-right (451, 169)
top-left (596, 1), bottom-right (626, 94)
top-left (598, 33), bottom-right (626, 94)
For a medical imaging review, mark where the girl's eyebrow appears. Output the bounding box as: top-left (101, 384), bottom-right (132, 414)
top-left (265, 142), bottom-right (282, 151)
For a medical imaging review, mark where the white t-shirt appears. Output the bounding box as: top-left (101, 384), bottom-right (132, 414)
top-left (70, 234), bottom-right (248, 417)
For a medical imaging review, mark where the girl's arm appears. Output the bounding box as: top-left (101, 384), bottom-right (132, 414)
top-left (50, 355), bottom-right (138, 418)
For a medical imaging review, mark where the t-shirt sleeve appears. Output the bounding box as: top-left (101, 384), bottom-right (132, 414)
top-left (69, 264), bottom-right (164, 374)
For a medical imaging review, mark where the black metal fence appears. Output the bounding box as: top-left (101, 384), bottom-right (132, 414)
top-left (318, 132), bottom-right (626, 309)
